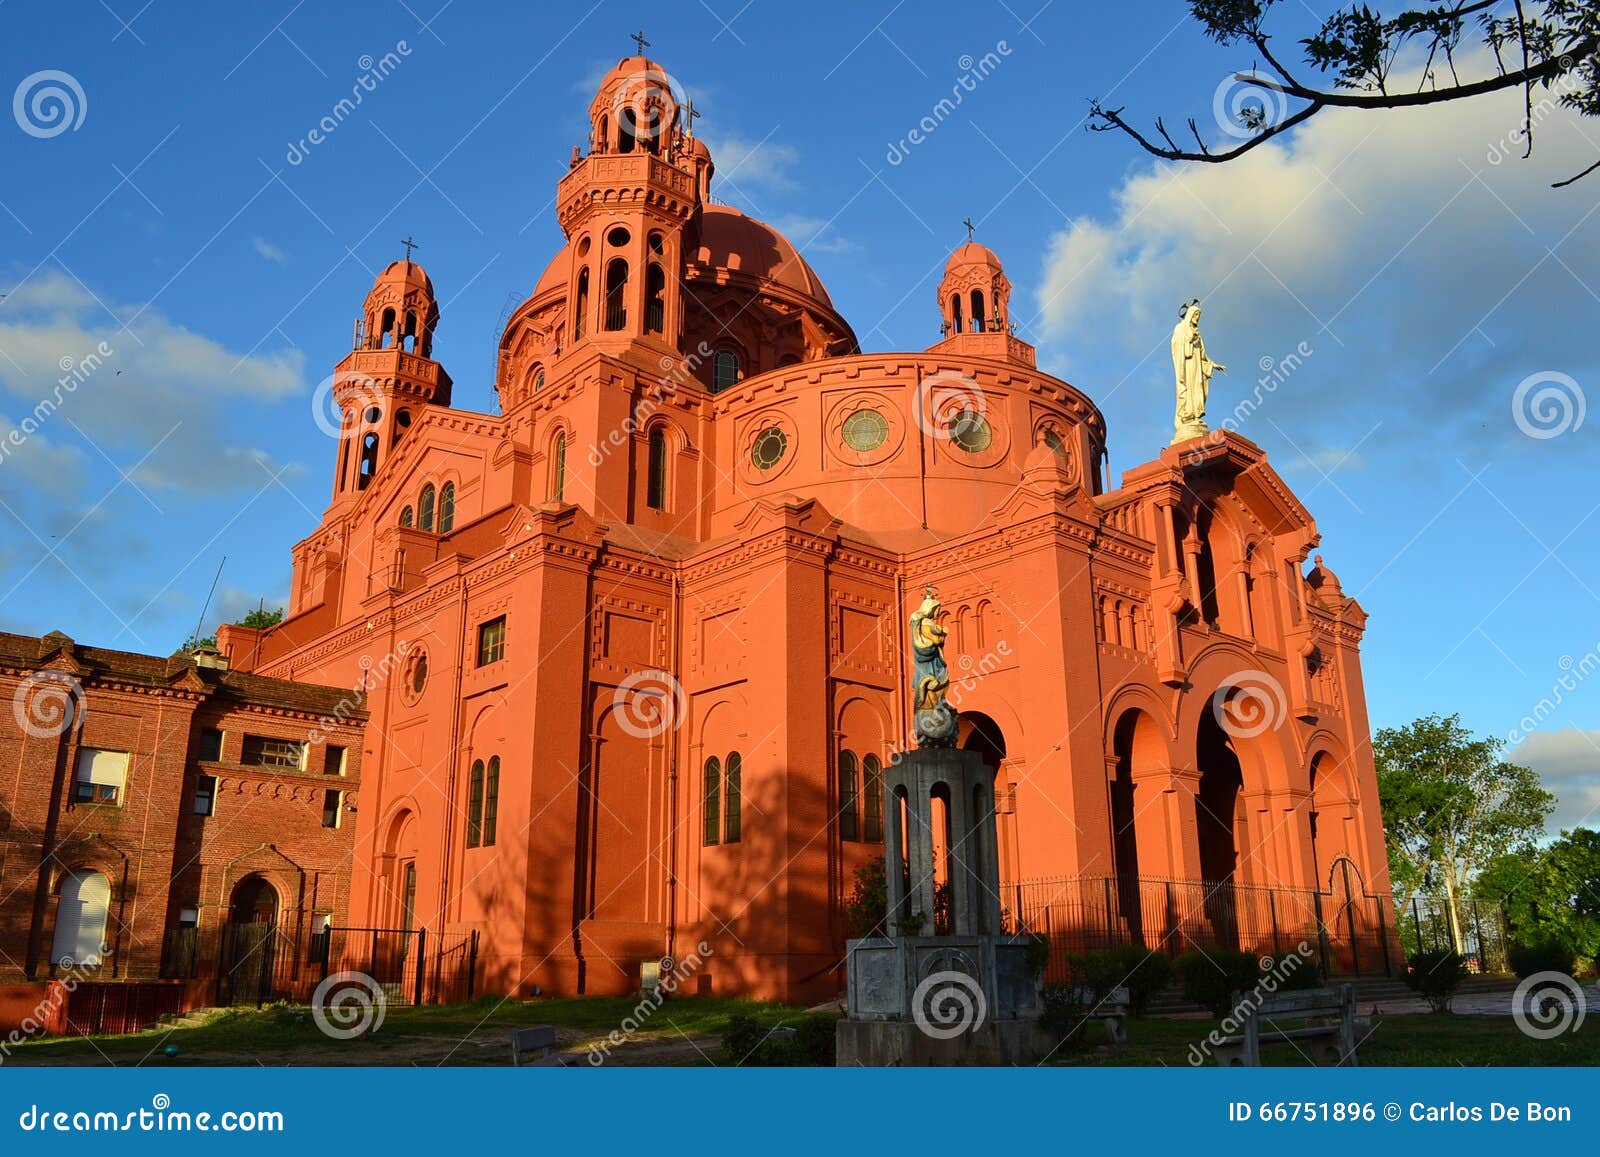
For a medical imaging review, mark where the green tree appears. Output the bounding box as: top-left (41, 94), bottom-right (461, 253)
top-left (1376, 713), bottom-right (1554, 952)
top-left (237, 606), bottom-right (284, 630)
top-left (1091, 1), bottom-right (1600, 187)
top-left (1479, 827), bottom-right (1600, 961)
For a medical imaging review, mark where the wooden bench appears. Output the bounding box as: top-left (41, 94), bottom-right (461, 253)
top-left (1212, 984), bottom-right (1359, 1067)
top-left (1072, 985), bottom-right (1131, 1045)
top-left (509, 1024), bottom-right (558, 1066)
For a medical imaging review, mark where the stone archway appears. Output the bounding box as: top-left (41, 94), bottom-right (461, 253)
top-left (222, 875), bottom-right (281, 1005)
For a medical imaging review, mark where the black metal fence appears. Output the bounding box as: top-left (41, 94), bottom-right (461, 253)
top-left (161, 922), bottom-right (478, 1008)
top-left (1394, 893), bottom-right (1511, 974)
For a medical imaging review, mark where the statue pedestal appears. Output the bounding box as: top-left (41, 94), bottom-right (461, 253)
top-left (836, 745), bottom-right (1049, 1065)
top-left (1171, 419), bottom-right (1210, 446)
top-left (835, 933), bottom-right (1050, 1065)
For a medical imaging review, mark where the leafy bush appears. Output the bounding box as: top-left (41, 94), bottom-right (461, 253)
top-left (720, 1013), bottom-right (837, 1066)
top-left (1173, 948), bottom-right (1261, 1017)
top-left (1404, 950), bottom-right (1469, 1012)
top-left (1038, 984), bottom-right (1096, 1052)
top-left (842, 859), bottom-right (887, 939)
top-left (1508, 939), bottom-right (1578, 979)
top-left (1066, 946), bottom-right (1173, 1014)
top-left (1260, 951), bottom-right (1322, 991)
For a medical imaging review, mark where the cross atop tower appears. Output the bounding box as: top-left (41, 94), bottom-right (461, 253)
top-left (400, 234), bottom-right (420, 262)
top-left (685, 98), bottom-right (701, 137)
top-left (630, 29), bottom-right (650, 55)
top-left (963, 217), bottom-right (975, 242)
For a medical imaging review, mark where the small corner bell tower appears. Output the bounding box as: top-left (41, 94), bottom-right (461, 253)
top-left (927, 224), bottom-right (1035, 367)
top-left (329, 243), bottom-right (453, 505)
top-left (555, 37), bottom-right (701, 361)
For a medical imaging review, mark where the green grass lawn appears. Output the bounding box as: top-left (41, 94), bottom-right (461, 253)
top-left (7, 998), bottom-right (1596, 1067)
top-left (3, 995), bottom-right (811, 1067)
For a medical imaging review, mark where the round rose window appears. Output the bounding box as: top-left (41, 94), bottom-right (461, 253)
top-left (841, 408), bottom-right (889, 452)
top-left (751, 427), bottom-right (788, 470)
top-left (949, 408), bottom-right (992, 453)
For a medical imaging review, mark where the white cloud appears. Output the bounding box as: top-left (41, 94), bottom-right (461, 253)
top-left (704, 135), bottom-right (800, 190)
top-left (1510, 727), bottom-right (1600, 835)
top-left (1032, 52), bottom-right (1600, 461)
top-left (252, 237), bottom-right (288, 265)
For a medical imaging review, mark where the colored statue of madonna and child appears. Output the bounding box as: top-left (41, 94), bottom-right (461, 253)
top-left (910, 585), bottom-right (959, 747)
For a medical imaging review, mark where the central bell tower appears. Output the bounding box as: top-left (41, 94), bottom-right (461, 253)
top-left (554, 50), bottom-right (702, 365)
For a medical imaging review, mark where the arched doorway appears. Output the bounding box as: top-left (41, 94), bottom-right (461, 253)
top-left (1195, 709), bottom-right (1245, 946)
top-left (1109, 709), bottom-right (1169, 941)
top-left (51, 870), bottom-right (111, 971)
top-left (223, 875), bottom-right (280, 1005)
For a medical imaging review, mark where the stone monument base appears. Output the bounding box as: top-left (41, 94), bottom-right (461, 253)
top-left (1171, 419), bottom-right (1209, 445)
top-left (836, 1014), bottom-right (1054, 1066)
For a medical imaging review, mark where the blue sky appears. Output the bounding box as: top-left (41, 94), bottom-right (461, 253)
top-left (1, 1), bottom-right (1597, 830)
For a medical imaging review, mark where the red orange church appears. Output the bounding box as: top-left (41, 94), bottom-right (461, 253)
top-left (212, 52), bottom-right (1391, 1002)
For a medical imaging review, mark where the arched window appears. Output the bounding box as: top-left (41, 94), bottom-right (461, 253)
top-left (618, 109), bottom-right (637, 153)
top-left (970, 289), bottom-right (987, 333)
top-left (380, 308), bottom-right (396, 348)
top-left (438, 482), bottom-right (455, 533)
top-left (703, 756), bottom-right (721, 847)
top-left (357, 432), bottom-right (379, 490)
top-left (951, 294), bottom-right (964, 334)
top-left (466, 759), bottom-right (485, 848)
top-left (644, 263), bottom-right (666, 333)
top-left (399, 505), bottom-right (414, 528)
top-left (646, 427), bottom-right (668, 510)
top-left (418, 484), bottom-right (436, 531)
top-left (603, 258), bottom-right (629, 331)
top-left (551, 433), bottom-right (566, 502)
top-left (393, 409), bottom-right (412, 445)
top-left (863, 754), bottom-right (883, 842)
top-left (598, 115), bottom-right (608, 152)
top-left (403, 311), bottom-right (418, 351)
top-left (838, 750), bottom-right (860, 841)
top-left (712, 349), bottom-right (739, 392)
top-left (724, 751), bottom-right (741, 844)
top-left (574, 267), bottom-right (589, 340)
top-left (483, 755), bottom-right (500, 847)
top-left (52, 870), bottom-right (110, 970)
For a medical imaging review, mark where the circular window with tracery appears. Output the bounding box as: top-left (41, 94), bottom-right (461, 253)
top-left (841, 408), bottom-right (889, 452)
top-left (401, 647), bottom-right (428, 704)
top-left (948, 408), bottom-right (992, 453)
top-left (751, 427), bottom-right (788, 470)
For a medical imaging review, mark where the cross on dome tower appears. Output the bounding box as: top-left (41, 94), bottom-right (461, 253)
top-left (929, 235), bottom-right (1035, 366)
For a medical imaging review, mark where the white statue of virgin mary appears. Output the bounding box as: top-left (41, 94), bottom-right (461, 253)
top-left (1171, 300), bottom-right (1225, 444)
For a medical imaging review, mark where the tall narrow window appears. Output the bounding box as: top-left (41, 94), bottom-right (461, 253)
top-left (646, 428), bottom-right (667, 510)
top-left (604, 258), bottom-right (629, 331)
top-left (551, 434), bottom-right (566, 502)
top-left (970, 289), bottom-right (987, 333)
top-left (194, 774), bottom-right (217, 817)
top-left (703, 756), bottom-right (721, 847)
top-left (418, 484), bottom-right (436, 531)
top-left (838, 750), bottom-right (860, 841)
top-left (466, 759), bottom-right (484, 847)
top-left (400, 862), bottom-right (417, 934)
top-left (951, 294), bottom-right (964, 334)
top-left (358, 433), bottom-right (379, 489)
top-left (724, 751), bottom-right (741, 844)
top-left (644, 263), bottom-right (666, 334)
top-left (483, 756), bottom-right (500, 847)
top-left (438, 482), bottom-right (455, 533)
top-left (712, 349), bottom-right (739, 392)
top-left (321, 789), bottom-right (342, 828)
top-left (863, 754), bottom-right (884, 842)
top-left (399, 505), bottom-right (414, 528)
top-left (477, 616), bottom-right (506, 666)
top-left (574, 267), bottom-right (589, 340)
top-left (51, 871), bottom-right (110, 969)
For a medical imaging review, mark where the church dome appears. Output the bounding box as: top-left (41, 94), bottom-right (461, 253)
top-left (946, 240), bottom-right (1003, 272)
top-left (371, 258), bottom-right (434, 297)
top-left (690, 204), bottom-right (835, 309)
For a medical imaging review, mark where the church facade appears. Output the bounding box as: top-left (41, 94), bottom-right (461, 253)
top-left (219, 53), bottom-right (1391, 1002)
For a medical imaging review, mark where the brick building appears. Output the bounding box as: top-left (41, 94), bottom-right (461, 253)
top-left (0, 629), bottom-right (365, 1012)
